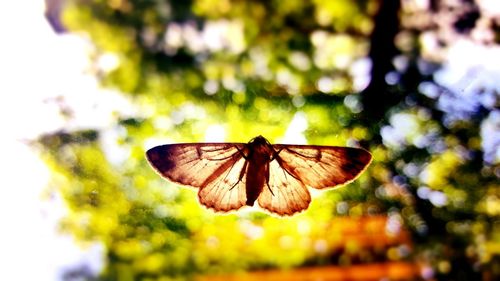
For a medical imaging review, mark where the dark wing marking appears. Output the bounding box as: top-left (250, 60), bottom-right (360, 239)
top-left (146, 143), bottom-right (248, 212)
top-left (272, 144), bottom-right (372, 189)
top-left (257, 160), bottom-right (311, 216)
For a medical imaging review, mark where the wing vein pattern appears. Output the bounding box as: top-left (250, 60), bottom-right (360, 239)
top-left (147, 139), bottom-right (372, 216)
top-left (273, 144), bottom-right (372, 189)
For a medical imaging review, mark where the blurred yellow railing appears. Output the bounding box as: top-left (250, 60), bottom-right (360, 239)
top-left (198, 262), bottom-right (418, 281)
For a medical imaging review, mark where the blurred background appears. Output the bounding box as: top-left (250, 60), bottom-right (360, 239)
top-left (1, 0), bottom-right (499, 280)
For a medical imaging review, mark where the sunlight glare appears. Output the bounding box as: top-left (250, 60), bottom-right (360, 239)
top-left (204, 125), bottom-right (226, 142)
top-left (279, 112), bottom-right (308, 144)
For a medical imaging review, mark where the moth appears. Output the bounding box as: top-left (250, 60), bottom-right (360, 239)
top-left (146, 135), bottom-right (372, 216)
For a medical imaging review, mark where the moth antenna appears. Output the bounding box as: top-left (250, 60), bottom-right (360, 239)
top-left (270, 148), bottom-right (283, 161)
top-left (235, 145), bottom-right (249, 159)
top-left (264, 164), bottom-right (275, 196)
top-left (266, 182), bottom-right (275, 196)
top-left (229, 160), bottom-right (248, 191)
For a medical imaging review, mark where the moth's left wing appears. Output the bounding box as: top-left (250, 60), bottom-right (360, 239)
top-left (257, 160), bottom-right (311, 216)
top-left (146, 143), bottom-right (249, 212)
top-left (272, 144), bottom-right (372, 189)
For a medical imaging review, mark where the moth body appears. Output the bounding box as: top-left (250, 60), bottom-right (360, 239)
top-left (244, 136), bottom-right (274, 206)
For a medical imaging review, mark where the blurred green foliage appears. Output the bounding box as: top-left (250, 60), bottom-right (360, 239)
top-left (39, 0), bottom-right (499, 280)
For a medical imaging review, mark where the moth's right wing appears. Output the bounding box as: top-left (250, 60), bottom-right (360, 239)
top-left (146, 143), bottom-right (249, 212)
top-left (257, 144), bottom-right (371, 216)
top-left (272, 144), bottom-right (372, 189)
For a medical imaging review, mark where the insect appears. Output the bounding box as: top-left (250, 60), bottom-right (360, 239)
top-left (146, 135), bottom-right (372, 216)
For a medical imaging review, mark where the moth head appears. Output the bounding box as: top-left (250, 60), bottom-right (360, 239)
top-left (247, 135), bottom-right (274, 155)
top-left (249, 135), bottom-right (271, 146)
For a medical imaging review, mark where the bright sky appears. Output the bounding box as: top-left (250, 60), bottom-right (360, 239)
top-left (0, 1), bottom-right (108, 280)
